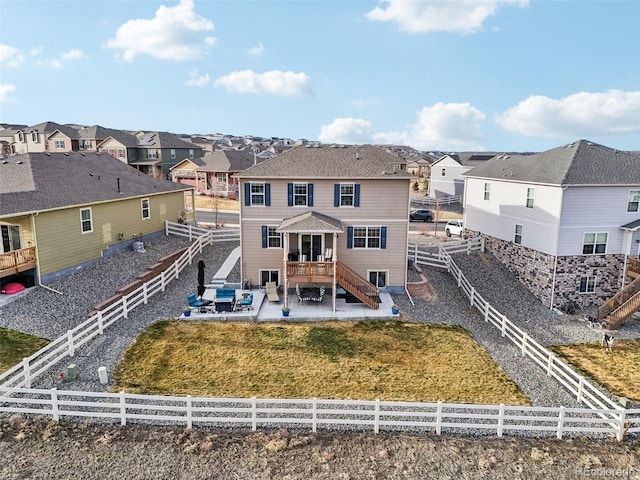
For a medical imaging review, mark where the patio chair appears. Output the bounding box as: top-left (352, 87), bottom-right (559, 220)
top-left (265, 282), bottom-right (280, 302)
top-left (235, 292), bottom-right (254, 311)
top-left (309, 286), bottom-right (325, 303)
top-left (188, 293), bottom-right (211, 308)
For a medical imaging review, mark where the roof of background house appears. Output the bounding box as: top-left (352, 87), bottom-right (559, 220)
top-left (0, 152), bottom-right (191, 217)
top-left (136, 131), bottom-right (200, 150)
top-left (100, 130), bottom-right (139, 147)
top-left (236, 144), bottom-right (412, 179)
top-left (77, 125), bottom-right (126, 140)
top-left (27, 121), bottom-right (77, 138)
top-left (464, 140), bottom-right (640, 185)
top-left (196, 149), bottom-right (264, 172)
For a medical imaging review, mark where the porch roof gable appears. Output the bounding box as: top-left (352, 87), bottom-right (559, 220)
top-left (277, 210), bottom-right (344, 233)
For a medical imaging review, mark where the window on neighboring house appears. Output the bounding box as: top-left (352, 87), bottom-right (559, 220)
top-left (148, 150), bottom-right (157, 159)
top-left (107, 149), bottom-right (115, 156)
top-left (141, 198), bottom-right (150, 219)
top-left (216, 173), bottom-right (227, 183)
top-left (31, 131), bottom-right (38, 142)
top-left (628, 190), bottom-right (640, 212)
top-left (1, 224), bottom-right (22, 253)
top-left (54, 140), bottom-right (64, 149)
top-left (348, 226), bottom-right (387, 249)
top-left (259, 269), bottom-right (279, 287)
top-left (171, 149), bottom-right (176, 159)
top-left (441, 168), bottom-right (446, 177)
top-left (583, 232), bottom-right (607, 254)
top-left (335, 183), bottom-right (361, 207)
top-left (392, 164), bottom-right (401, 172)
top-left (80, 208), bottom-right (93, 233)
top-left (484, 183), bottom-right (490, 201)
top-left (368, 270), bottom-right (388, 288)
top-left (579, 276), bottom-right (596, 293)
top-left (117, 149), bottom-right (125, 158)
top-left (189, 149), bottom-right (194, 159)
top-left (17, 131), bottom-right (24, 142)
top-left (526, 188), bottom-right (535, 208)
top-left (261, 226), bottom-right (282, 248)
top-left (82, 140), bottom-right (92, 150)
top-left (514, 224), bottom-right (523, 244)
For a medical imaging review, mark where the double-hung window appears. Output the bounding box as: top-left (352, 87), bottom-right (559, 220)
top-left (526, 188), bottom-right (535, 208)
top-left (628, 190), bottom-right (640, 213)
top-left (348, 226), bottom-right (387, 249)
top-left (80, 208), bottom-right (93, 233)
top-left (294, 183), bottom-right (307, 206)
top-left (141, 198), bottom-right (150, 220)
top-left (1, 225), bottom-right (22, 253)
top-left (261, 226), bottom-right (282, 248)
top-left (484, 183), bottom-right (490, 201)
top-left (171, 149), bottom-right (176, 159)
top-left (334, 183), bottom-right (360, 207)
top-left (244, 182), bottom-right (271, 206)
top-left (583, 233), bottom-right (607, 254)
top-left (55, 140), bottom-right (65, 149)
top-left (579, 276), bottom-right (596, 293)
top-left (514, 224), bottom-right (523, 244)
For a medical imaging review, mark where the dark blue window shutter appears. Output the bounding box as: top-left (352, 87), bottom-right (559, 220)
top-left (380, 226), bottom-right (387, 249)
top-left (334, 184), bottom-right (340, 207)
top-left (265, 183), bottom-right (271, 206)
top-left (244, 183), bottom-right (251, 206)
top-left (287, 183), bottom-right (293, 206)
top-left (308, 183), bottom-right (314, 207)
top-left (347, 226), bottom-right (354, 249)
top-left (354, 184), bottom-right (360, 207)
top-left (261, 226), bottom-right (268, 248)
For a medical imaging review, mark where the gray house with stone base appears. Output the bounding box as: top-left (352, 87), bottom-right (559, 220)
top-left (462, 140), bottom-right (640, 327)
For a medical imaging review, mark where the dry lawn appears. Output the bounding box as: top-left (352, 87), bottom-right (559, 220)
top-left (550, 339), bottom-right (640, 401)
top-left (114, 320), bottom-right (529, 405)
top-left (185, 194), bottom-right (239, 211)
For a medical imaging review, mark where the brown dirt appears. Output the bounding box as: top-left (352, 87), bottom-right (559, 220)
top-left (1, 416), bottom-right (638, 479)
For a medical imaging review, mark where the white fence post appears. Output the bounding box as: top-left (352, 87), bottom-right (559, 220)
top-left (312, 398), bottom-right (317, 433)
top-left (521, 333), bottom-right (527, 356)
top-left (546, 354), bottom-right (554, 377)
top-left (165, 220), bottom-right (169, 236)
top-left (120, 391), bottom-right (127, 426)
top-left (497, 404), bottom-right (505, 438)
top-left (481, 236), bottom-right (485, 252)
top-left (484, 302), bottom-right (490, 323)
top-left (577, 377), bottom-right (584, 403)
top-left (556, 406), bottom-right (565, 439)
top-left (252, 397), bottom-right (257, 431)
top-left (97, 311), bottom-right (104, 335)
top-left (374, 399), bottom-right (380, 434)
top-left (51, 388), bottom-right (59, 421)
top-left (617, 410), bottom-right (627, 442)
top-left (67, 330), bottom-right (75, 357)
top-left (186, 395), bottom-right (192, 429)
top-left (122, 296), bottom-right (128, 320)
top-left (143, 283), bottom-right (149, 305)
top-left (470, 287), bottom-right (475, 306)
top-left (436, 401), bottom-right (443, 435)
top-left (22, 358), bottom-right (31, 388)
top-left (500, 315), bottom-right (507, 337)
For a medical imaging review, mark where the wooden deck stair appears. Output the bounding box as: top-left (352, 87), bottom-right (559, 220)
top-left (335, 261), bottom-right (379, 310)
top-left (598, 259), bottom-right (640, 329)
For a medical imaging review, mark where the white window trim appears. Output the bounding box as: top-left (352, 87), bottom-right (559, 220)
top-left (367, 269), bottom-right (389, 289)
top-left (266, 226), bottom-right (282, 248)
top-left (353, 226), bottom-right (381, 249)
top-left (293, 183), bottom-right (308, 207)
top-left (582, 232), bottom-right (608, 255)
top-left (80, 207), bottom-right (93, 234)
top-left (340, 183), bottom-right (355, 207)
top-left (250, 182), bottom-right (265, 206)
top-left (526, 188), bottom-right (535, 209)
top-left (484, 183), bottom-right (490, 201)
top-left (579, 276), bottom-right (596, 294)
top-left (514, 224), bottom-right (523, 244)
top-left (141, 198), bottom-right (150, 220)
top-left (627, 189), bottom-right (640, 213)
top-left (259, 269), bottom-right (280, 287)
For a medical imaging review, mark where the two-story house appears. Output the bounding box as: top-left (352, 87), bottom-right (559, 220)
top-left (463, 140), bottom-right (640, 327)
top-left (428, 154), bottom-right (471, 198)
top-left (10, 121), bottom-right (77, 155)
top-left (236, 144), bottom-right (411, 312)
top-left (0, 152), bottom-right (193, 287)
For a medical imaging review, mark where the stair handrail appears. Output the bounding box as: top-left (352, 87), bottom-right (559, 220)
top-left (335, 261), bottom-right (379, 310)
top-left (597, 274), bottom-right (640, 319)
top-left (603, 290), bottom-right (640, 329)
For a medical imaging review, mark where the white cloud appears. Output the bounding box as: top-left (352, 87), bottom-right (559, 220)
top-left (186, 69), bottom-right (210, 87)
top-left (248, 41), bottom-right (264, 56)
top-left (318, 102), bottom-right (486, 150)
top-left (214, 69), bottom-right (311, 97)
top-left (366, 0), bottom-right (528, 34)
top-left (0, 44), bottom-right (24, 67)
top-left (30, 46), bottom-right (43, 56)
top-left (497, 90), bottom-right (640, 138)
top-left (105, 0), bottom-right (215, 62)
top-left (318, 118), bottom-right (376, 144)
top-left (35, 49), bottom-right (87, 69)
top-left (0, 83), bottom-right (16, 103)
top-left (351, 98), bottom-right (376, 108)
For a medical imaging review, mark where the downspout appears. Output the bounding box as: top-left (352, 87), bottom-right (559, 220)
top-left (620, 229), bottom-right (633, 292)
top-left (549, 186), bottom-right (567, 309)
top-left (283, 232), bottom-right (289, 309)
top-left (332, 232), bottom-right (337, 313)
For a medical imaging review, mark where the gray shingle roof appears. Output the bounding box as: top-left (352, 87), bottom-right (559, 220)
top-left (464, 140), bottom-right (640, 185)
top-left (196, 149), bottom-right (264, 172)
top-left (0, 152), bottom-right (191, 217)
top-left (137, 131), bottom-right (199, 149)
top-left (278, 211), bottom-right (344, 233)
top-left (236, 144), bottom-right (411, 179)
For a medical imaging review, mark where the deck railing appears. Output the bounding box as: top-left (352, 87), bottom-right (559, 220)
top-left (286, 261), bottom-right (334, 281)
top-left (0, 247), bottom-right (37, 276)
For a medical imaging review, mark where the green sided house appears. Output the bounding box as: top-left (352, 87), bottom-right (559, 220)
top-left (236, 144), bottom-right (411, 312)
top-left (0, 152), bottom-right (193, 286)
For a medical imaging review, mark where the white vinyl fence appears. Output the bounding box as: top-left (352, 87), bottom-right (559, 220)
top-left (411, 195), bottom-right (462, 206)
top-left (410, 241), bottom-right (624, 413)
top-left (0, 224), bottom-right (237, 390)
top-left (166, 221), bottom-right (239, 242)
top-left (1, 387), bottom-right (637, 441)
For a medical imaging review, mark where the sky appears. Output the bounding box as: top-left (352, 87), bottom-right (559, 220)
top-left (1, 0), bottom-right (640, 153)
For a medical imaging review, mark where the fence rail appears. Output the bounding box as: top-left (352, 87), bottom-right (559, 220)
top-left (166, 222), bottom-right (240, 242)
top-left (1, 387), bottom-right (637, 441)
top-left (410, 241), bottom-right (623, 413)
top-left (0, 225), bottom-right (236, 390)
top-left (411, 195), bottom-right (462, 206)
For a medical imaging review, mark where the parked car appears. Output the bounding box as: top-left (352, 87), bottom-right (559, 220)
top-left (409, 209), bottom-right (433, 222)
top-left (445, 219), bottom-right (464, 237)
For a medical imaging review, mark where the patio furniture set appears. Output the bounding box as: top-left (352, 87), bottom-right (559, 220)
top-left (187, 289), bottom-right (255, 315)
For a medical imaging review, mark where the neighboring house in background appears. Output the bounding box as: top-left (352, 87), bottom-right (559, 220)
top-left (463, 140), bottom-right (640, 327)
top-left (10, 121), bottom-right (76, 155)
top-left (0, 152), bottom-right (193, 286)
top-left (428, 154), bottom-right (471, 198)
top-left (193, 148), bottom-right (266, 198)
top-left (99, 131), bottom-right (202, 178)
top-left (236, 144), bottom-right (411, 312)
top-left (406, 158), bottom-right (431, 178)
top-left (169, 157), bottom-right (206, 188)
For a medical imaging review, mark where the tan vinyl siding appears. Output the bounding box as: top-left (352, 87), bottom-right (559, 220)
top-left (33, 192), bottom-right (185, 275)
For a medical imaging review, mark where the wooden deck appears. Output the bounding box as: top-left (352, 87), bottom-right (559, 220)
top-left (0, 247), bottom-right (36, 279)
